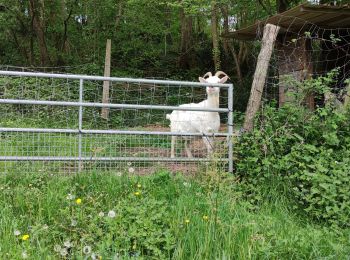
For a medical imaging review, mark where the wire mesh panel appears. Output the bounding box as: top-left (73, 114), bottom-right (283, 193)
top-left (0, 71), bottom-right (233, 175)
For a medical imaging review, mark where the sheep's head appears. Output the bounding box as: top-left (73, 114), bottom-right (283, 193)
top-left (199, 71), bottom-right (229, 95)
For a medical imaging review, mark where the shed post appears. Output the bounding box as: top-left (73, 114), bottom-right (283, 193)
top-left (243, 23), bottom-right (280, 132)
top-left (101, 39), bottom-right (111, 120)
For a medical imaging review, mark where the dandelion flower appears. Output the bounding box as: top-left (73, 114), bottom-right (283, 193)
top-left (64, 240), bottom-right (72, 248)
top-left (128, 167), bottom-right (135, 173)
top-left (134, 191), bottom-right (141, 196)
top-left (75, 198), bottom-right (82, 204)
top-left (108, 210), bottom-right (116, 218)
top-left (137, 184), bottom-right (142, 188)
top-left (21, 234), bottom-right (29, 241)
top-left (202, 215), bottom-right (209, 221)
top-left (98, 211), bottom-right (105, 217)
top-left (185, 219), bottom-right (190, 224)
top-left (14, 230), bottom-right (21, 236)
top-left (83, 245), bottom-right (92, 254)
top-left (60, 248), bottom-right (68, 257)
top-left (54, 244), bottom-right (62, 252)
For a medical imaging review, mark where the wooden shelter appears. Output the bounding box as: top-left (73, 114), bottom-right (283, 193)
top-left (223, 3), bottom-right (350, 109)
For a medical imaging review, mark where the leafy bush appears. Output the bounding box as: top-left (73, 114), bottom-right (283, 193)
top-left (235, 72), bottom-right (350, 227)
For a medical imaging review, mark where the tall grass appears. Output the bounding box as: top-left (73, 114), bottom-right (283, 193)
top-left (0, 170), bottom-right (349, 259)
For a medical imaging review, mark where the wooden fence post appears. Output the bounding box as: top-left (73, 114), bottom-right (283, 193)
top-left (243, 24), bottom-right (280, 132)
top-left (101, 39), bottom-right (111, 120)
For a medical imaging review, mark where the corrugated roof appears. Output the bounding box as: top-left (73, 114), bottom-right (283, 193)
top-left (222, 4), bottom-right (350, 41)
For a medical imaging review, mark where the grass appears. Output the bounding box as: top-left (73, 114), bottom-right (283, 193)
top-left (0, 170), bottom-right (349, 259)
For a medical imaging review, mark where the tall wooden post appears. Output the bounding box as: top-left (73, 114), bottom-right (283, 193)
top-left (243, 24), bottom-right (280, 132)
top-left (101, 39), bottom-right (111, 120)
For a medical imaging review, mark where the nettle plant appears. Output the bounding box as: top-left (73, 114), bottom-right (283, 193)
top-left (235, 70), bottom-right (350, 227)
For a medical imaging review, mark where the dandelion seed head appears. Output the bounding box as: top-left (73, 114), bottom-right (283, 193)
top-left (128, 167), bottom-right (135, 173)
top-left (54, 244), bottom-right (62, 252)
top-left (108, 210), bottom-right (116, 218)
top-left (64, 240), bottom-right (72, 248)
top-left (71, 219), bottom-right (77, 227)
top-left (66, 193), bottom-right (75, 200)
top-left (21, 251), bottom-right (28, 259)
top-left (127, 162), bottom-right (132, 166)
top-left (83, 245), bottom-right (92, 254)
top-left (14, 230), bottom-right (21, 236)
top-left (60, 248), bottom-right (68, 257)
top-left (98, 211), bottom-right (105, 217)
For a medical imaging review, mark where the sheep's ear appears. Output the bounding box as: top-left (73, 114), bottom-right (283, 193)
top-left (198, 77), bottom-right (207, 83)
top-left (219, 76), bottom-right (229, 84)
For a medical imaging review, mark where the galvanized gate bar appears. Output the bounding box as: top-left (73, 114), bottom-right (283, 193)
top-left (0, 70), bottom-right (232, 88)
top-left (0, 98), bottom-right (229, 113)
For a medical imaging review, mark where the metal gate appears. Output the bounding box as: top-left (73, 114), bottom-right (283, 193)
top-left (0, 71), bottom-right (233, 174)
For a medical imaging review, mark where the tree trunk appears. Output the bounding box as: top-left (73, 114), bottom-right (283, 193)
top-left (243, 24), bottom-right (280, 132)
top-left (211, 0), bottom-right (220, 70)
top-left (29, 0), bottom-right (50, 65)
top-left (178, 7), bottom-right (193, 69)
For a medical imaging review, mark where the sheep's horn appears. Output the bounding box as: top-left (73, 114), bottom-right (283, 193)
top-left (215, 71), bottom-right (229, 78)
top-left (203, 72), bottom-right (212, 79)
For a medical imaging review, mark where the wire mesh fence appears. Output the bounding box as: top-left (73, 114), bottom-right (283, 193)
top-left (0, 71), bottom-right (234, 175)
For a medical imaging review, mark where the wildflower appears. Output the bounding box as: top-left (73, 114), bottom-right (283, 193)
top-left (134, 191), bottom-right (141, 196)
top-left (54, 244), bottom-right (62, 252)
top-left (64, 240), bottom-right (72, 248)
top-left (71, 219), bottom-right (77, 227)
top-left (21, 251), bottom-right (28, 259)
top-left (183, 182), bottom-right (191, 188)
top-left (98, 211), bottom-right (105, 217)
top-left (66, 193), bottom-right (75, 200)
top-left (127, 162), bottom-right (132, 166)
top-left (21, 234), bottom-right (29, 241)
top-left (128, 167), bottom-right (135, 173)
top-left (76, 198), bottom-right (82, 204)
top-left (14, 230), bottom-right (21, 236)
top-left (202, 215), bottom-right (209, 221)
top-left (115, 172), bottom-right (122, 177)
top-left (83, 245), bottom-right (92, 254)
top-left (42, 224), bottom-right (49, 230)
top-left (137, 184), bottom-right (142, 188)
top-left (60, 248), bottom-right (68, 257)
top-left (108, 210), bottom-right (116, 218)
top-left (185, 219), bottom-right (190, 224)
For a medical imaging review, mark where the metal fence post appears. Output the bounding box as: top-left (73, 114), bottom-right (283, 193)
top-left (228, 84), bottom-right (234, 173)
top-left (78, 79), bottom-right (84, 172)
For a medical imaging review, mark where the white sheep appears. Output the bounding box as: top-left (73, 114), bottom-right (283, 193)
top-left (166, 71), bottom-right (229, 158)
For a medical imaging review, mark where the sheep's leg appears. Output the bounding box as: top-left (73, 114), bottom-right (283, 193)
top-left (171, 136), bottom-right (176, 158)
top-left (184, 139), bottom-right (193, 158)
top-left (202, 136), bottom-right (214, 158)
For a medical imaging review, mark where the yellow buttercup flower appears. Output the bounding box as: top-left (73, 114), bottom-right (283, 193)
top-left (76, 198), bottom-right (82, 204)
top-left (185, 219), bottom-right (190, 224)
top-left (22, 234), bottom-right (30, 241)
top-left (202, 215), bottom-right (209, 221)
top-left (137, 184), bottom-right (142, 188)
top-left (134, 191), bottom-right (141, 196)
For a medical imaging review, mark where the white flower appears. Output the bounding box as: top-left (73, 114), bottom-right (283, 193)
top-left (83, 245), bottom-right (92, 255)
top-left (128, 167), bottom-right (135, 173)
top-left (115, 172), bottom-right (122, 177)
top-left (108, 210), bottom-right (116, 218)
top-left (98, 211), bottom-right (105, 217)
top-left (64, 240), bottom-right (72, 248)
top-left (54, 244), bottom-right (62, 252)
top-left (42, 224), bottom-right (49, 230)
top-left (71, 219), bottom-right (77, 227)
top-left (14, 230), bottom-right (21, 236)
top-left (66, 193), bottom-right (75, 200)
top-left (60, 248), bottom-right (68, 257)
top-left (127, 162), bottom-right (132, 166)
top-left (183, 182), bottom-right (191, 187)
top-left (21, 251), bottom-right (28, 259)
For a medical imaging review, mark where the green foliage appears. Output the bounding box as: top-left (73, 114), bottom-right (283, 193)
top-left (235, 72), bottom-right (350, 227)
